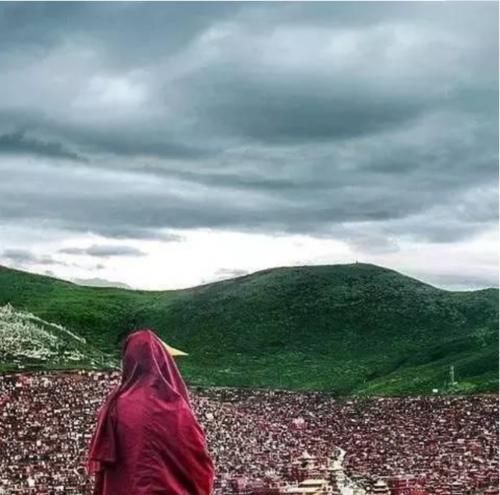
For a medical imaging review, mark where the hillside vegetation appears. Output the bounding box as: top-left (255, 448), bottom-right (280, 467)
top-left (0, 303), bottom-right (116, 372)
top-left (0, 263), bottom-right (497, 395)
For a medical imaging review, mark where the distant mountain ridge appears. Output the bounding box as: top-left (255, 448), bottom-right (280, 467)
top-left (0, 263), bottom-right (497, 395)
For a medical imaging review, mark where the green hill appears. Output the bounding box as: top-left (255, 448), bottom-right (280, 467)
top-left (0, 263), bottom-right (497, 395)
top-left (0, 303), bottom-right (116, 371)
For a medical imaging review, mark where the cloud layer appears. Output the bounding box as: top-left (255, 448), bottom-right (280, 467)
top-left (0, 2), bottom-right (497, 289)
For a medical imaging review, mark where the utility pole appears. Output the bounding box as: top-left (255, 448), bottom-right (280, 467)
top-left (449, 365), bottom-right (457, 386)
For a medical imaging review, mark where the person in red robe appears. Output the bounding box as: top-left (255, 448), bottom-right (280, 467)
top-left (87, 329), bottom-right (215, 495)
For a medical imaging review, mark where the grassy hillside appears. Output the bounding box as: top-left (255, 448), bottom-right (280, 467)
top-left (0, 303), bottom-right (116, 373)
top-left (0, 263), bottom-right (497, 395)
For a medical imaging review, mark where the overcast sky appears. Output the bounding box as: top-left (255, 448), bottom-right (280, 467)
top-left (0, 2), bottom-right (498, 290)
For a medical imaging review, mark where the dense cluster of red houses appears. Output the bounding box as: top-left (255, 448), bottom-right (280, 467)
top-left (0, 371), bottom-right (497, 495)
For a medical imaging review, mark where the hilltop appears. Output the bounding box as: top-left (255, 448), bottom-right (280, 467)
top-left (0, 263), bottom-right (497, 394)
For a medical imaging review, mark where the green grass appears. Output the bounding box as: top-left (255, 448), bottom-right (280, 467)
top-left (0, 263), bottom-right (497, 395)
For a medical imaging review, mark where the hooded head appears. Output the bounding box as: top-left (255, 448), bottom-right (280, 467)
top-left (121, 329), bottom-right (190, 403)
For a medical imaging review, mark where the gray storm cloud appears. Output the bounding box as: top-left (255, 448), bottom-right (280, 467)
top-left (0, 2), bottom-right (497, 267)
top-left (58, 244), bottom-right (146, 257)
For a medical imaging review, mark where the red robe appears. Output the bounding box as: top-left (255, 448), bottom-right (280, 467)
top-left (87, 329), bottom-right (215, 495)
